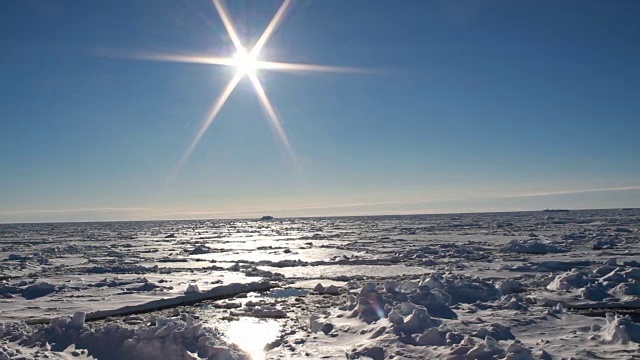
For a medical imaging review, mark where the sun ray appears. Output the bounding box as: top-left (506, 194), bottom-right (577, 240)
top-left (98, 50), bottom-right (236, 67)
top-left (105, 0), bottom-right (373, 174)
top-left (250, 0), bottom-right (292, 57)
top-left (175, 72), bottom-right (243, 173)
top-left (248, 73), bottom-right (296, 163)
top-left (212, 0), bottom-right (245, 52)
top-left (255, 60), bottom-right (372, 74)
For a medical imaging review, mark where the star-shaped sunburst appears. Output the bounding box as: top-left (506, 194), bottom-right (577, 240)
top-left (106, 0), bottom-right (365, 172)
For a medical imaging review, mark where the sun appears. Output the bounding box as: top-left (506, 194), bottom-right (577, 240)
top-left (232, 48), bottom-right (258, 77)
top-left (107, 0), bottom-right (366, 175)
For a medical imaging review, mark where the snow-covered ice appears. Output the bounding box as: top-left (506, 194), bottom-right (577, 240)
top-left (1, 209), bottom-right (639, 359)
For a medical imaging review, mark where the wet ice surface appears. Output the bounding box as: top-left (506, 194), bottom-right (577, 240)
top-left (1, 209), bottom-right (640, 359)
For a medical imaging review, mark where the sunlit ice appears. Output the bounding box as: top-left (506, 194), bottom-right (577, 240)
top-left (223, 317), bottom-right (280, 360)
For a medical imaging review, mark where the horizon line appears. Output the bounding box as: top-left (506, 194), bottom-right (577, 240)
top-left (0, 206), bottom-right (637, 226)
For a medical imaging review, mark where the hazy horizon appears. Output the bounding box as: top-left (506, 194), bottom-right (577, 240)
top-left (1, 187), bottom-right (638, 224)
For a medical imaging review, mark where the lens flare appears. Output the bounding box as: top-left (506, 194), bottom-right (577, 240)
top-left (100, 0), bottom-right (372, 174)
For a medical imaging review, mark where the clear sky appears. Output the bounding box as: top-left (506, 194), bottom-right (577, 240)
top-left (1, 0), bottom-right (639, 223)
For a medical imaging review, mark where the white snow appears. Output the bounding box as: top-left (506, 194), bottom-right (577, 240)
top-left (1, 209), bottom-right (639, 359)
top-left (499, 239), bottom-right (567, 254)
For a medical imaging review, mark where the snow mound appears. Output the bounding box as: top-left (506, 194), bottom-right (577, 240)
top-left (346, 283), bottom-right (387, 324)
top-left (86, 264), bottom-right (158, 274)
top-left (499, 239), bottom-right (567, 254)
top-left (337, 280), bottom-right (525, 356)
top-left (591, 313), bottom-right (640, 344)
top-left (580, 283), bottom-right (611, 301)
top-left (422, 273), bottom-right (500, 304)
top-left (185, 283), bottom-right (200, 294)
top-left (498, 295), bottom-right (528, 310)
top-left (592, 237), bottom-right (618, 250)
top-left (497, 279), bottom-right (525, 295)
top-left (348, 344), bottom-right (385, 360)
top-left (392, 304), bottom-right (442, 335)
top-left (188, 245), bottom-right (215, 255)
top-left (543, 265), bottom-right (640, 305)
top-left (312, 283), bottom-right (342, 295)
top-left (472, 322), bottom-right (515, 341)
top-left (0, 314), bottom-right (249, 360)
top-left (309, 315), bottom-right (335, 335)
top-left (22, 282), bottom-right (58, 300)
top-left (613, 282), bottom-right (640, 296)
top-left (449, 335), bottom-right (506, 359)
top-left (546, 269), bottom-right (589, 291)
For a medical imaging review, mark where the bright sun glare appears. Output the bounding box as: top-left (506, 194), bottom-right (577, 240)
top-left (224, 318), bottom-right (280, 360)
top-left (109, 0), bottom-right (366, 176)
top-left (232, 49), bottom-right (258, 77)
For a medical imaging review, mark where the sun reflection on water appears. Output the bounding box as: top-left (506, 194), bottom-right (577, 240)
top-left (223, 317), bottom-right (281, 360)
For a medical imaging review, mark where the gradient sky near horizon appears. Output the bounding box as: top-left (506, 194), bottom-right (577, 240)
top-left (1, 0), bottom-right (639, 223)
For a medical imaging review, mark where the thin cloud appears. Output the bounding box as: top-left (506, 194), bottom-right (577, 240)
top-left (501, 186), bottom-right (640, 198)
top-left (143, 185), bottom-right (640, 218)
top-left (0, 207), bottom-right (150, 215)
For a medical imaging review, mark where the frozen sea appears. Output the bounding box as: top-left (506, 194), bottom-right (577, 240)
top-left (1, 209), bottom-right (639, 359)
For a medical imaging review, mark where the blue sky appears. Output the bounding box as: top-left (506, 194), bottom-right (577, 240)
top-left (1, 0), bottom-right (639, 223)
